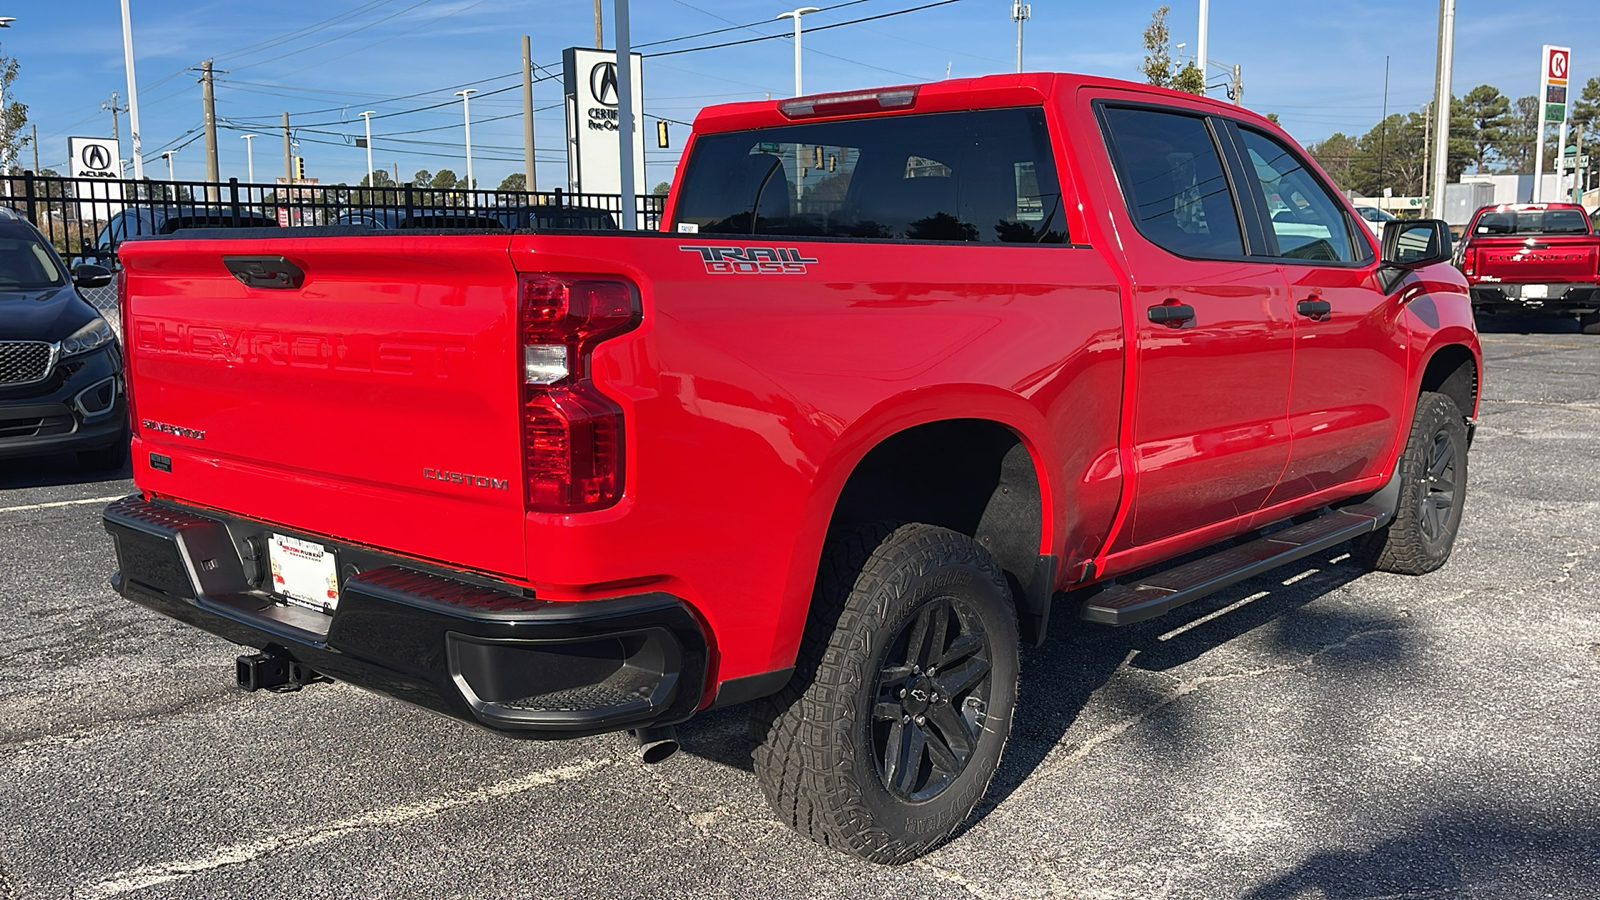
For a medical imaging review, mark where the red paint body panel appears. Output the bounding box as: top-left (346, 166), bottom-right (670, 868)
top-left (116, 71), bottom-right (1482, 698)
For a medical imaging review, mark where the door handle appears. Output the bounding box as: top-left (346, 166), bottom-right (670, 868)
top-left (1297, 299), bottom-right (1332, 317)
top-left (1147, 303), bottom-right (1195, 325)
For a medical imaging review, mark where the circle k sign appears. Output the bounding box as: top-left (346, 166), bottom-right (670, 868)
top-left (1547, 47), bottom-right (1570, 83)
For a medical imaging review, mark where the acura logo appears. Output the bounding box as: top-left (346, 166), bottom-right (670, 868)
top-left (80, 143), bottom-right (112, 172)
top-left (590, 61), bottom-right (619, 107)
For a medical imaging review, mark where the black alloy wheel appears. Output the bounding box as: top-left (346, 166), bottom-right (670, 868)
top-left (873, 596), bottom-right (994, 802)
top-left (1357, 391), bottom-right (1469, 574)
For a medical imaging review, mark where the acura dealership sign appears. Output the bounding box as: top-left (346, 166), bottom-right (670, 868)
top-left (67, 136), bottom-right (124, 221)
top-left (562, 47), bottom-right (646, 199)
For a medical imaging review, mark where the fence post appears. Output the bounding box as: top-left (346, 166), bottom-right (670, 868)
top-left (228, 178), bottom-right (241, 227)
top-left (404, 183), bottom-right (415, 220)
top-left (23, 170), bottom-right (36, 224)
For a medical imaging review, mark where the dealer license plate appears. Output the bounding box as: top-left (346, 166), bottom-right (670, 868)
top-left (268, 533), bottom-right (340, 613)
top-left (1523, 284), bottom-right (1549, 299)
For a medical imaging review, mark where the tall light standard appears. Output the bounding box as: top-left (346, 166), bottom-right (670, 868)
top-left (359, 110), bottom-right (375, 185)
top-left (776, 7), bottom-right (820, 97)
top-left (455, 89), bottom-right (476, 205)
top-left (1011, 2), bottom-right (1029, 73)
top-left (0, 17), bottom-right (14, 193)
top-left (240, 133), bottom-right (257, 182)
top-left (119, 0), bottom-right (145, 179)
top-left (1196, 0), bottom-right (1209, 96)
top-left (161, 149), bottom-right (176, 181)
top-left (1429, 0), bottom-right (1455, 215)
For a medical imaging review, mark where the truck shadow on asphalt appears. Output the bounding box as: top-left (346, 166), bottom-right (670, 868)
top-left (0, 452), bottom-right (131, 491)
top-left (673, 542), bottom-right (1399, 807)
top-left (1474, 313), bottom-right (1581, 334)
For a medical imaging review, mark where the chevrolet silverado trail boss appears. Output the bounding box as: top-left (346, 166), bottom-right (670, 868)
top-left (1455, 201), bottom-right (1600, 333)
top-left (102, 73), bottom-right (1480, 864)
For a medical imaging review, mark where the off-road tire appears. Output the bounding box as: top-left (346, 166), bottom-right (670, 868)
top-left (1579, 312), bottom-right (1600, 335)
top-left (749, 523), bottom-right (1019, 864)
top-left (1356, 391), bottom-right (1468, 574)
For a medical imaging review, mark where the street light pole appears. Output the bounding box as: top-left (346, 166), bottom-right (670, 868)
top-left (776, 7), bottom-right (820, 97)
top-left (360, 110), bottom-right (375, 185)
top-left (119, 0), bottom-right (145, 180)
top-left (241, 134), bottom-right (256, 183)
top-left (1428, 0), bottom-right (1456, 218)
top-left (1196, 0), bottom-right (1209, 97)
top-left (1011, 2), bottom-right (1029, 73)
top-left (161, 150), bottom-right (176, 182)
top-left (455, 89), bottom-right (476, 204)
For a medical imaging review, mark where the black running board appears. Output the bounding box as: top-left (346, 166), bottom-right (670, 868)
top-left (1080, 503), bottom-right (1393, 626)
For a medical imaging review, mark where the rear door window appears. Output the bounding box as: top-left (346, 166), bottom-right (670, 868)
top-left (1098, 106), bottom-right (1245, 259)
top-left (673, 107), bottom-right (1067, 243)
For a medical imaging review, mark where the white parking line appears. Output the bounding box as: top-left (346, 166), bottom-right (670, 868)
top-left (82, 756), bottom-right (614, 897)
top-left (0, 495), bottom-right (127, 514)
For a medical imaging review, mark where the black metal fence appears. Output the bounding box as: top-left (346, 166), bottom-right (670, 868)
top-left (1, 171), bottom-right (667, 263)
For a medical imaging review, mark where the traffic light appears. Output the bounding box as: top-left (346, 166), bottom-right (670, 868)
top-left (294, 156), bottom-right (305, 181)
top-left (656, 120), bottom-right (669, 149)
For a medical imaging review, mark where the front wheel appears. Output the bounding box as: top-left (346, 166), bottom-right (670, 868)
top-left (750, 523), bottom-right (1020, 864)
top-left (1357, 391), bottom-right (1469, 574)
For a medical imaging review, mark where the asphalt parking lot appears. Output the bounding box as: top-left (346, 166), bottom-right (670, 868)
top-left (1, 319), bottom-right (1597, 900)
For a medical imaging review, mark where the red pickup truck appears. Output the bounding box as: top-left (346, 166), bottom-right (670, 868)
top-left (1456, 202), bottom-right (1600, 333)
top-left (103, 72), bottom-right (1480, 863)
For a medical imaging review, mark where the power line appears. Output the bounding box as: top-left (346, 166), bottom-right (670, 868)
top-left (644, 0), bottom-right (971, 59)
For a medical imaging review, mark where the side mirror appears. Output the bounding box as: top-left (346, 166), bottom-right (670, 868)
top-left (72, 264), bottom-right (114, 290)
top-left (1381, 218), bottom-right (1452, 269)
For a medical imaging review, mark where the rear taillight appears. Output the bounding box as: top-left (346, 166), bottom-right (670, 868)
top-left (118, 271), bottom-right (139, 439)
top-left (1462, 244), bottom-right (1475, 276)
top-left (518, 274), bottom-right (641, 513)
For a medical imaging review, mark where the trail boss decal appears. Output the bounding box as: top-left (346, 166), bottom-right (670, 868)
top-left (679, 245), bottom-right (818, 275)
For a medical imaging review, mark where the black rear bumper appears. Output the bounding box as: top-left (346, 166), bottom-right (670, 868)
top-left (1469, 284), bottom-right (1599, 316)
top-left (103, 496), bottom-right (707, 739)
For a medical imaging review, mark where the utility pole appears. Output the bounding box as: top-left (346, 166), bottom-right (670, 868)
top-left (1011, 2), bottom-right (1029, 73)
top-left (1421, 102), bottom-right (1432, 205)
top-left (523, 34), bottom-right (537, 192)
top-left (282, 111), bottom-right (292, 182)
top-left (241, 133), bottom-right (256, 183)
top-left (1428, 0), bottom-right (1455, 219)
top-left (594, 0), bottom-right (603, 49)
top-left (1231, 64), bottom-right (1242, 105)
top-left (120, 0), bottom-right (145, 180)
top-left (162, 149), bottom-right (176, 181)
top-left (1196, 0), bottom-right (1209, 98)
top-left (31, 122), bottom-right (37, 173)
top-left (103, 92), bottom-right (126, 176)
top-left (360, 110), bottom-right (375, 185)
top-left (201, 59), bottom-right (219, 200)
top-left (455, 89), bottom-right (477, 203)
top-left (777, 7), bottom-right (820, 97)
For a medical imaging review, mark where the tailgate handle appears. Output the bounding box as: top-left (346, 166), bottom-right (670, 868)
top-left (224, 255), bottom-right (304, 289)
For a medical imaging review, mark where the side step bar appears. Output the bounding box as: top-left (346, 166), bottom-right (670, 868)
top-left (1080, 503), bottom-right (1393, 627)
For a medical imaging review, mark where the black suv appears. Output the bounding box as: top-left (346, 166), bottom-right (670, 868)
top-left (0, 209), bottom-right (127, 470)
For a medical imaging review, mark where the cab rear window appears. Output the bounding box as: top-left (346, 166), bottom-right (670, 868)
top-left (1474, 209), bottom-right (1590, 235)
top-left (673, 107), bottom-right (1067, 244)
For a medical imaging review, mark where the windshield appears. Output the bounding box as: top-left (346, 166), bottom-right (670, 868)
top-left (1473, 208), bottom-right (1590, 235)
top-left (0, 232), bottom-right (67, 290)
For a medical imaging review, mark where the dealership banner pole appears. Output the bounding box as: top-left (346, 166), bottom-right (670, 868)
top-left (1428, 0), bottom-right (1455, 219)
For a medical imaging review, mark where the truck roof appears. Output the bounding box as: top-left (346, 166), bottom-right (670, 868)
top-left (690, 71), bottom-right (1281, 135)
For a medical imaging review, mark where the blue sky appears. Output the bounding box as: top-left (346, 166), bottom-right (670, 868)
top-left (5, 0), bottom-right (1598, 188)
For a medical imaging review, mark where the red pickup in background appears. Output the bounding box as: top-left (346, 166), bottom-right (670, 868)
top-left (1455, 202), bottom-right (1600, 333)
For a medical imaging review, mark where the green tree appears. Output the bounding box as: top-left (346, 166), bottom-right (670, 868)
top-left (651, 181), bottom-right (670, 196)
top-left (1141, 8), bottom-right (1204, 95)
top-left (411, 169), bottom-right (432, 185)
top-left (1571, 77), bottom-right (1600, 193)
top-left (0, 44), bottom-right (28, 175)
top-left (1458, 84), bottom-right (1511, 173)
top-left (1306, 132), bottom-right (1358, 191)
top-left (497, 172), bottom-right (527, 191)
top-left (1496, 96), bottom-right (1543, 173)
top-left (360, 170), bottom-right (397, 188)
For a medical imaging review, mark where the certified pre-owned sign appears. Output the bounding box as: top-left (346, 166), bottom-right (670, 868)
top-left (561, 46), bottom-right (646, 199)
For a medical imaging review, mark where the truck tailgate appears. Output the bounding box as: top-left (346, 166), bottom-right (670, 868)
top-left (1474, 236), bottom-right (1600, 283)
top-left (120, 234), bottom-right (528, 578)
